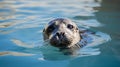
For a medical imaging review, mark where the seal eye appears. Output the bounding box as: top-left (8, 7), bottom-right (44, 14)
top-left (67, 24), bottom-right (74, 29)
top-left (47, 25), bottom-right (55, 32)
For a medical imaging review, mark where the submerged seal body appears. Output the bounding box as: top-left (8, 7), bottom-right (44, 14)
top-left (43, 18), bottom-right (81, 50)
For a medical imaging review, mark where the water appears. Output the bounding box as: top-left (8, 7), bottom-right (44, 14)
top-left (0, 0), bottom-right (119, 67)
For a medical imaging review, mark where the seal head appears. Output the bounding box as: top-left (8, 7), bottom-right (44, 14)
top-left (43, 18), bottom-right (81, 49)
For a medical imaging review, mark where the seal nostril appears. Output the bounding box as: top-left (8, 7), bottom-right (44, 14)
top-left (56, 32), bottom-right (65, 38)
top-left (56, 32), bottom-right (60, 37)
top-left (62, 32), bottom-right (65, 36)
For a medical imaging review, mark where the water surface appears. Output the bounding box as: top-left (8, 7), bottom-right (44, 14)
top-left (0, 0), bottom-right (120, 67)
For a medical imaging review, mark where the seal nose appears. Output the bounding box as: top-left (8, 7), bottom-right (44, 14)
top-left (56, 32), bottom-right (65, 38)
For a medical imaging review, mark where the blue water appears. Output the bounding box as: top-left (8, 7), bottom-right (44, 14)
top-left (0, 0), bottom-right (120, 67)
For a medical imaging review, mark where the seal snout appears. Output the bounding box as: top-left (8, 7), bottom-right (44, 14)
top-left (56, 32), bottom-right (65, 40)
top-left (50, 31), bottom-right (72, 48)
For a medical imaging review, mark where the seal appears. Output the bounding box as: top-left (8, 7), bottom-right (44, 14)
top-left (43, 18), bottom-right (81, 49)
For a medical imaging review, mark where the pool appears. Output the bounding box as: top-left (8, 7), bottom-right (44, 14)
top-left (0, 0), bottom-right (120, 67)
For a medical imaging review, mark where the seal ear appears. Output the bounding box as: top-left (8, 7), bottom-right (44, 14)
top-left (43, 28), bottom-right (45, 32)
top-left (79, 29), bottom-right (87, 33)
top-left (43, 27), bottom-right (48, 40)
top-left (43, 32), bottom-right (48, 40)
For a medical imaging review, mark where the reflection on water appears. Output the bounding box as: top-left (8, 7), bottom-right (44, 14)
top-left (0, 0), bottom-right (119, 67)
top-left (11, 39), bottom-right (35, 48)
top-left (0, 51), bottom-right (34, 56)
